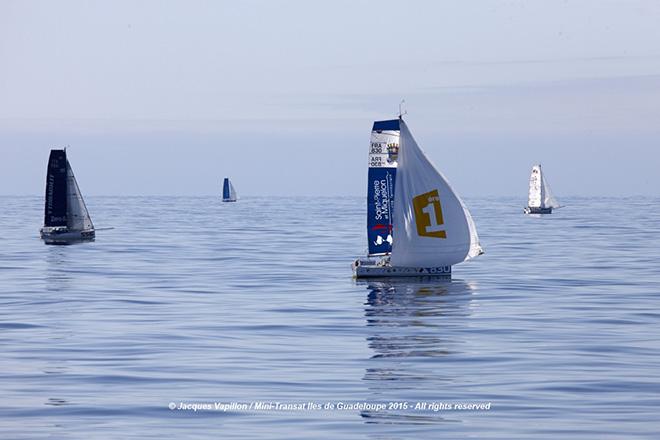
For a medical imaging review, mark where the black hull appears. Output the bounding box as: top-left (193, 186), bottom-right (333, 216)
top-left (524, 206), bottom-right (552, 214)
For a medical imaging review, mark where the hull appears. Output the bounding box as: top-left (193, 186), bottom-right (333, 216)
top-left (222, 199), bottom-right (237, 202)
top-left (352, 258), bottom-right (451, 278)
top-left (524, 206), bottom-right (552, 214)
top-left (40, 227), bottom-right (95, 245)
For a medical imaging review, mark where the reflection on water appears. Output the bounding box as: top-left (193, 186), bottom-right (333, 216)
top-left (45, 397), bottom-right (70, 407)
top-left (44, 246), bottom-right (74, 294)
top-left (42, 247), bottom-right (76, 409)
top-left (363, 278), bottom-right (476, 360)
top-left (360, 278), bottom-right (476, 425)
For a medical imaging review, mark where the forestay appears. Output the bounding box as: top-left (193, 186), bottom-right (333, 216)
top-left (390, 120), bottom-right (482, 267)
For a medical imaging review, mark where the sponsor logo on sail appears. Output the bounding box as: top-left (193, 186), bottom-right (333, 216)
top-left (386, 142), bottom-right (399, 163)
top-left (413, 189), bottom-right (446, 238)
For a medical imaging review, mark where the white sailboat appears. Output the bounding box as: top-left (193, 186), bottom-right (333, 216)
top-left (40, 149), bottom-right (95, 244)
top-left (353, 116), bottom-right (483, 278)
top-left (222, 177), bottom-right (237, 202)
top-left (524, 164), bottom-right (560, 214)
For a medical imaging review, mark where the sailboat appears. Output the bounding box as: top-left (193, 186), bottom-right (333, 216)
top-left (222, 177), bottom-right (237, 202)
top-left (352, 116), bottom-right (483, 278)
top-left (524, 164), bottom-right (561, 214)
top-left (40, 149), bottom-right (95, 244)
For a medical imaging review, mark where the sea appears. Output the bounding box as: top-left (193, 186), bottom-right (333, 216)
top-left (1, 196), bottom-right (659, 439)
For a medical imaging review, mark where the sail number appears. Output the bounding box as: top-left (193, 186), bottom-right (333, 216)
top-left (370, 156), bottom-right (385, 167)
top-left (370, 142), bottom-right (384, 154)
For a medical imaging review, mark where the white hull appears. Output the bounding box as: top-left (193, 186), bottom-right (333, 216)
top-left (40, 227), bottom-right (95, 245)
top-left (352, 258), bottom-right (451, 278)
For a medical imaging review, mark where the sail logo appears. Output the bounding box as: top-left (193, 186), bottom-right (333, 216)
top-left (413, 189), bottom-right (446, 239)
top-left (386, 142), bottom-right (399, 163)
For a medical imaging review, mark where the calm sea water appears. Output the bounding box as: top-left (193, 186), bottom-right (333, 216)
top-left (1, 196), bottom-right (659, 439)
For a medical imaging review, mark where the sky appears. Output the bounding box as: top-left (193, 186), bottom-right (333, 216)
top-left (1, 0), bottom-right (659, 197)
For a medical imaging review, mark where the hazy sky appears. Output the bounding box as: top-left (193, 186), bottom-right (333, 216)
top-left (2, 0), bottom-right (659, 196)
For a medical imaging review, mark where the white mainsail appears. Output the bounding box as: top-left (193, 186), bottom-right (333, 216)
top-left (528, 165), bottom-right (543, 208)
top-left (66, 160), bottom-right (94, 231)
top-left (390, 120), bottom-right (482, 267)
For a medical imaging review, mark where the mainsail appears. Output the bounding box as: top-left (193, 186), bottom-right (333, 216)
top-left (44, 150), bottom-right (68, 227)
top-left (223, 178), bottom-right (237, 201)
top-left (528, 165), bottom-right (543, 208)
top-left (390, 119), bottom-right (482, 267)
top-left (367, 119), bottom-right (399, 256)
top-left (66, 160), bottom-right (94, 231)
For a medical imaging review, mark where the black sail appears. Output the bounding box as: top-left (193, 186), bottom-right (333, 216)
top-left (44, 149), bottom-right (68, 227)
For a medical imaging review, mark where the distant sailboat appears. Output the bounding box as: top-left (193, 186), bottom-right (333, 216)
top-left (40, 149), bottom-right (95, 244)
top-left (222, 177), bottom-right (237, 202)
top-left (353, 116), bottom-right (483, 278)
top-left (524, 164), bottom-right (561, 214)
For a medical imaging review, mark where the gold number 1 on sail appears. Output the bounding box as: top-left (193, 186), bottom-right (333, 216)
top-left (413, 189), bottom-right (446, 238)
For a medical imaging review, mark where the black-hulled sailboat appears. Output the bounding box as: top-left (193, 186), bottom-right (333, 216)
top-left (222, 177), bottom-right (237, 202)
top-left (40, 149), bottom-right (95, 244)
